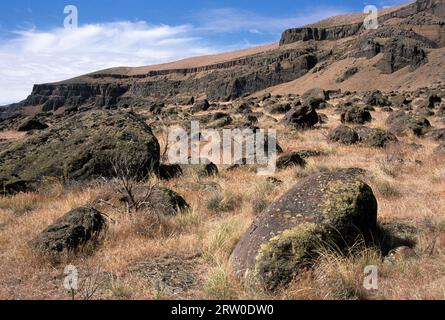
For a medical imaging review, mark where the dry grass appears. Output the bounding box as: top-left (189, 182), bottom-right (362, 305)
top-left (1, 106), bottom-right (445, 300)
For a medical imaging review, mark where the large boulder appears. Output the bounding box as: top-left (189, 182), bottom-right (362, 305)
top-left (30, 207), bottom-right (107, 257)
top-left (0, 111), bottom-right (160, 194)
top-left (366, 90), bottom-right (391, 107)
top-left (283, 105), bottom-right (319, 129)
top-left (230, 169), bottom-right (378, 290)
top-left (385, 111), bottom-right (431, 136)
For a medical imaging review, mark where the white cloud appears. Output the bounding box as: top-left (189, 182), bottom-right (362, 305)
top-left (0, 21), bottom-right (219, 105)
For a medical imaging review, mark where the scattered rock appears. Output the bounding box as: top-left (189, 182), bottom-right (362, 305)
top-left (425, 128), bottom-right (445, 142)
top-left (190, 99), bottom-right (210, 113)
top-left (336, 66), bottom-right (358, 83)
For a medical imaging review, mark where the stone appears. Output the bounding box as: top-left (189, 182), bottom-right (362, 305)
top-left (230, 169), bottom-right (377, 290)
top-left (276, 152), bottom-right (306, 170)
top-left (328, 125), bottom-right (360, 145)
top-left (341, 107), bottom-right (372, 124)
top-left (30, 207), bottom-right (107, 257)
top-left (17, 118), bottom-right (49, 132)
top-left (0, 111), bottom-right (160, 194)
top-left (355, 126), bottom-right (398, 148)
top-left (283, 105), bottom-right (319, 129)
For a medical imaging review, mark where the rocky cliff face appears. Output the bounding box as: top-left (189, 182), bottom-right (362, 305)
top-left (279, 0), bottom-right (444, 45)
top-left (18, 47), bottom-right (319, 111)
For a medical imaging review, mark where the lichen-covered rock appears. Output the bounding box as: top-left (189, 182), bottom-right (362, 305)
top-left (230, 169), bottom-right (377, 290)
top-left (30, 207), bottom-right (107, 257)
top-left (0, 111), bottom-right (160, 194)
top-left (328, 125), bottom-right (360, 145)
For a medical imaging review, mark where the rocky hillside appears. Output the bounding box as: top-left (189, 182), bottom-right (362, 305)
top-left (0, 0), bottom-right (443, 122)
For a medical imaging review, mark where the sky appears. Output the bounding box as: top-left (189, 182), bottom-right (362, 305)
top-left (0, 0), bottom-right (408, 105)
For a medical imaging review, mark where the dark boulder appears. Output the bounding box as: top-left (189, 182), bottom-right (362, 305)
top-left (283, 105), bottom-right (319, 129)
top-left (17, 118), bottom-right (49, 132)
top-left (230, 169), bottom-right (378, 290)
top-left (157, 164), bottom-right (183, 180)
top-left (265, 103), bottom-right (292, 114)
top-left (190, 99), bottom-right (210, 113)
top-left (341, 107), bottom-right (372, 124)
top-left (30, 207), bottom-right (107, 257)
top-left (276, 152), bottom-right (306, 170)
top-left (328, 125), bottom-right (360, 145)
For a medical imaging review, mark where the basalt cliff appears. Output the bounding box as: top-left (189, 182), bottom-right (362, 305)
top-left (1, 0), bottom-right (444, 120)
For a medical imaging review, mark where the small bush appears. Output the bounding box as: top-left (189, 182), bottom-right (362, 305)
top-left (251, 181), bottom-right (276, 214)
top-left (0, 193), bottom-right (42, 214)
top-left (314, 246), bottom-right (382, 300)
top-left (374, 179), bottom-right (401, 198)
top-left (204, 265), bottom-right (236, 299)
top-left (206, 191), bottom-right (243, 213)
top-left (295, 163), bottom-right (330, 179)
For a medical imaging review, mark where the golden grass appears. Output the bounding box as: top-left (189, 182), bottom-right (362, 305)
top-left (1, 106), bottom-right (445, 300)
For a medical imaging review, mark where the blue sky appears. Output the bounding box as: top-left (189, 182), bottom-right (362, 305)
top-left (0, 0), bottom-right (408, 104)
